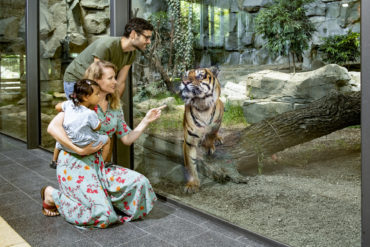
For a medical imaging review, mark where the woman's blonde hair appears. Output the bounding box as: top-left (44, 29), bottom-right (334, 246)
top-left (84, 60), bottom-right (121, 109)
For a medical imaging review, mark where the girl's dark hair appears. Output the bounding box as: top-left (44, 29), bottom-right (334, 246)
top-left (123, 17), bottom-right (153, 37)
top-left (69, 79), bottom-right (99, 106)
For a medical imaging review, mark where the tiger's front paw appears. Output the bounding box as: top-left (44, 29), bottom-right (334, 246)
top-left (184, 179), bottom-right (200, 193)
top-left (207, 145), bottom-right (216, 155)
top-left (215, 136), bottom-right (223, 145)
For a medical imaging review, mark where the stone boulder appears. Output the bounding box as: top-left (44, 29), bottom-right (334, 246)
top-left (239, 0), bottom-right (273, 13)
top-left (221, 81), bottom-right (248, 104)
top-left (0, 17), bottom-right (19, 40)
top-left (243, 64), bottom-right (355, 123)
top-left (84, 12), bottom-right (110, 34)
top-left (134, 134), bottom-right (185, 184)
top-left (80, 0), bottom-right (109, 9)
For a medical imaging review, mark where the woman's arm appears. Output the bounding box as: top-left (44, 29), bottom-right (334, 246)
top-left (48, 112), bottom-right (103, 156)
top-left (120, 105), bottom-right (166, 146)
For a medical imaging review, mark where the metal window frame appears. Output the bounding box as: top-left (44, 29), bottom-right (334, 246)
top-left (362, 0), bottom-right (370, 245)
top-left (110, 0), bottom-right (133, 169)
top-left (26, 0), bottom-right (40, 148)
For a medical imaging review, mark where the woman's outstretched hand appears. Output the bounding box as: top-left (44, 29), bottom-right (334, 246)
top-left (144, 105), bottom-right (166, 124)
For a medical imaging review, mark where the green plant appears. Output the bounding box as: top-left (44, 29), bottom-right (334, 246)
top-left (222, 101), bottom-right (248, 127)
top-left (254, 0), bottom-right (316, 72)
top-left (319, 31), bottom-right (360, 65)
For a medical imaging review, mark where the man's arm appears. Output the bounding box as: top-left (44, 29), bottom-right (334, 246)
top-left (117, 65), bottom-right (131, 98)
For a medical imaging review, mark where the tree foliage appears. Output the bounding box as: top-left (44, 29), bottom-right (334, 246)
top-left (319, 31), bottom-right (360, 65)
top-left (145, 0), bottom-right (195, 92)
top-left (254, 0), bottom-right (316, 72)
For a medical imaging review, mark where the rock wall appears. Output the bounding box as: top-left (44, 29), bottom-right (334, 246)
top-left (197, 0), bottom-right (360, 69)
top-left (0, 0), bottom-right (360, 72)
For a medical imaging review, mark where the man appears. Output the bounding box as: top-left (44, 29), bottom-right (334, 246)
top-left (63, 17), bottom-right (153, 99)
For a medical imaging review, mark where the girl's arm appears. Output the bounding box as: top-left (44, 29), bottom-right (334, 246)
top-left (120, 105), bottom-right (166, 146)
top-left (48, 112), bottom-right (103, 156)
top-left (55, 102), bottom-right (63, 112)
top-left (93, 122), bottom-right (102, 131)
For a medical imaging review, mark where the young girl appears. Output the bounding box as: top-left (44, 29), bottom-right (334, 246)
top-left (50, 79), bottom-right (110, 166)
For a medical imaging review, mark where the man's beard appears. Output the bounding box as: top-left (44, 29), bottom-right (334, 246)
top-left (133, 43), bottom-right (145, 52)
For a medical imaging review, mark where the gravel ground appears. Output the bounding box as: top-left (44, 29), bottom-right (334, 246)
top-left (153, 128), bottom-right (361, 247)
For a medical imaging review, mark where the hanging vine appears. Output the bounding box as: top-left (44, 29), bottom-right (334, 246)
top-left (143, 0), bottom-right (195, 92)
top-left (184, 2), bottom-right (194, 68)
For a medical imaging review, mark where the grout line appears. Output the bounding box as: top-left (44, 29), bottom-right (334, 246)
top-left (0, 152), bottom-right (56, 183)
top-left (0, 164), bottom-right (56, 206)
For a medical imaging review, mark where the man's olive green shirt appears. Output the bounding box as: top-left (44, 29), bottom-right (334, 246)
top-left (64, 36), bottom-right (136, 82)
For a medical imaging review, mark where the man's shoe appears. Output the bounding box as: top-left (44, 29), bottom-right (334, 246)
top-left (49, 161), bottom-right (57, 169)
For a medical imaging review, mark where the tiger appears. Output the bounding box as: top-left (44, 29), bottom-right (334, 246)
top-left (180, 68), bottom-right (224, 193)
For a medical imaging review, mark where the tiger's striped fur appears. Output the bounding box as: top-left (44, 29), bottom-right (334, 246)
top-left (180, 68), bottom-right (224, 193)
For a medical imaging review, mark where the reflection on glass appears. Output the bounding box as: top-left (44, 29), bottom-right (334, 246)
top-left (0, 0), bottom-right (26, 141)
top-left (39, 0), bottom-right (110, 151)
top-left (132, 1), bottom-right (361, 246)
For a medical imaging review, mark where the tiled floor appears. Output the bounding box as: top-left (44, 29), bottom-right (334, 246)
top-left (0, 134), bottom-right (281, 247)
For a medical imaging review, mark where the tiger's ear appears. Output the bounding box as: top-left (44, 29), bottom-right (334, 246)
top-left (208, 66), bottom-right (220, 78)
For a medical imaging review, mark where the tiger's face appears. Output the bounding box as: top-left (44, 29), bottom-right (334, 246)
top-left (180, 68), bottom-right (220, 108)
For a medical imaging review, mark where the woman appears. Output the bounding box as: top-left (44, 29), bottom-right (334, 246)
top-left (42, 60), bottom-right (165, 228)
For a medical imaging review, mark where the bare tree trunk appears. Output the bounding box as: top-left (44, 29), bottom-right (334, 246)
top-left (198, 91), bottom-right (361, 183)
top-left (168, 18), bottom-right (175, 72)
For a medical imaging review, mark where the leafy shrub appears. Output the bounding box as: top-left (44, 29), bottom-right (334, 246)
top-left (254, 0), bottom-right (316, 72)
top-left (319, 31), bottom-right (360, 65)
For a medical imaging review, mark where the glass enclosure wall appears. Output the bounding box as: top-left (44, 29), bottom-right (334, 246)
top-left (39, 0), bottom-right (111, 151)
top-left (0, 0), bottom-right (27, 140)
top-left (131, 0), bottom-right (361, 246)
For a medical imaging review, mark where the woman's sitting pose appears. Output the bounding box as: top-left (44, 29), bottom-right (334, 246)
top-left (41, 60), bottom-right (165, 229)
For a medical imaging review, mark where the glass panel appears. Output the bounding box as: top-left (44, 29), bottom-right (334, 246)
top-left (39, 0), bottom-right (111, 151)
top-left (132, 1), bottom-right (361, 246)
top-left (0, 0), bottom-right (26, 140)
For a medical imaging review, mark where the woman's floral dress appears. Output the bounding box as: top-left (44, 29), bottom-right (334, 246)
top-left (52, 104), bottom-right (157, 229)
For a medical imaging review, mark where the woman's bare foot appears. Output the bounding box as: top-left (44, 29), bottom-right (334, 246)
top-left (41, 186), bottom-right (59, 217)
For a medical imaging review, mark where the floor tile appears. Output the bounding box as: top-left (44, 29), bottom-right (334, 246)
top-left (120, 234), bottom-right (176, 247)
top-left (0, 181), bottom-right (18, 195)
top-left (238, 235), bottom-right (275, 247)
top-left (61, 239), bottom-right (102, 247)
top-left (172, 205), bottom-right (210, 225)
top-left (129, 201), bottom-right (177, 229)
top-left (0, 198), bottom-right (40, 221)
top-left (0, 191), bottom-right (33, 207)
top-left (199, 219), bottom-right (245, 239)
top-left (82, 222), bottom-right (149, 246)
top-left (143, 215), bottom-right (208, 245)
top-left (179, 230), bottom-right (246, 247)
top-left (20, 223), bottom-right (87, 247)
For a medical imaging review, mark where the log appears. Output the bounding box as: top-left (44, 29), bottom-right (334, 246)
top-left (197, 91), bottom-right (361, 183)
